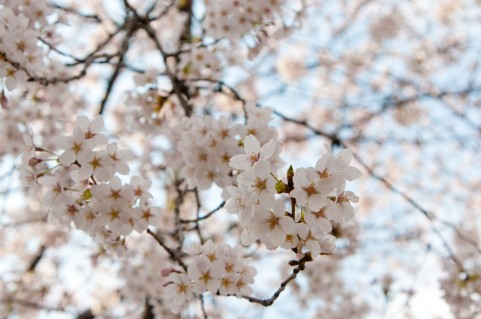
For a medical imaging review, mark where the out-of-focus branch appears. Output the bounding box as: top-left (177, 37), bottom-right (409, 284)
top-left (180, 201), bottom-right (225, 223)
top-left (49, 2), bottom-right (102, 23)
top-left (0, 297), bottom-right (74, 315)
top-left (147, 228), bottom-right (187, 271)
top-left (274, 110), bottom-right (478, 269)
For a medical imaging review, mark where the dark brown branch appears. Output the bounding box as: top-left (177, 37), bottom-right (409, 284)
top-left (49, 3), bottom-right (102, 23)
top-left (180, 201), bottom-right (225, 223)
top-left (146, 228), bottom-right (187, 271)
top-left (140, 26), bottom-right (192, 116)
top-left (98, 39), bottom-right (129, 115)
top-left (240, 257), bottom-right (307, 307)
top-left (193, 189), bottom-right (205, 244)
top-left (200, 295), bottom-right (208, 319)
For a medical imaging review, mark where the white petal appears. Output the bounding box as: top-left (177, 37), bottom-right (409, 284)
top-left (345, 166), bottom-right (362, 180)
top-left (315, 155), bottom-right (329, 172)
top-left (75, 116), bottom-right (89, 131)
top-left (260, 139), bottom-right (276, 159)
top-left (229, 154), bottom-right (249, 170)
top-left (317, 217), bottom-right (332, 233)
top-left (280, 217), bottom-right (295, 234)
top-left (296, 223), bottom-right (309, 239)
top-left (308, 195), bottom-right (324, 212)
top-left (59, 150), bottom-right (75, 166)
top-left (78, 165), bottom-right (92, 180)
top-left (241, 228), bottom-right (256, 245)
top-left (269, 227), bottom-right (284, 247)
top-left (90, 115), bottom-right (104, 132)
top-left (244, 134), bottom-right (260, 154)
top-left (56, 135), bottom-right (71, 150)
top-left (290, 188), bottom-right (307, 204)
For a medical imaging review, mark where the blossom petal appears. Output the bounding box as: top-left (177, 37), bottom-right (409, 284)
top-left (244, 134), bottom-right (260, 154)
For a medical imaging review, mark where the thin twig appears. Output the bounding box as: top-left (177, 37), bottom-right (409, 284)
top-left (146, 228), bottom-right (187, 271)
top-left (180, 201), bottom-right (225, 223)
top-left (240, 257), bottom-right (307, 306)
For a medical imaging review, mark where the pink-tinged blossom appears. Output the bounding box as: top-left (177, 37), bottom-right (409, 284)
top-left (256, 199), bottom-right (296, 248)
top-left (326, 191), bottom-right (359, 224)
top-left (38, 172), bottom-right (66, 204)
top-left (184, 241), bottom-right (257, 298)
top-left (290, 167), bottom-right (327, 212)
top-left (163, 273), bottom-right (194, 314)
top-left (77, 150), bottom-right (114, 182)
top-left (245, 103), bottom-right (273, 123)
top-left (320, 234), bottom-right (336, 253)
top-left (92, 176), bottom-right (134, 203)
top-left (229, 134), bottom-right (276, 170)
top-left (57, 127), bottom-right (93, 166)
top-left (107, 142), bottom-right (133, 175)
top-left (0, 67), bottom-right (27, 91)
top-left (304, 206), bottom-right (332, 234)
top-left (315, 144), bottom-right (362, 186)
top-left (74, 205), bottom-right (103, 234)
top-left (135, 203), bottom-right (160, 231)
top-left (301, 229), bottom-right (323, 258)
top-left (281, 222), bottom-right (309, 250)
top-left (237, 160), bottom-right (276, 208)
top-left (96, 201), bottom-right (131, 235)
top-left (224, 185), bottom-right (257, 224)
top-left (51, 197), bottom-right (84, 227)
top-left (188, 255), bottom-right (223, 294)
top-left (130, 176), bottom-right (153, 201)
top-left (75, 115), bottom-right (108, 146)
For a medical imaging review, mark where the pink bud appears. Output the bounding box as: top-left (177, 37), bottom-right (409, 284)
top-left (161, 267), bottom-right (177, 277)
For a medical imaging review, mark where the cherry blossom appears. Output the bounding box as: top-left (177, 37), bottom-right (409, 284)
top-left (229, 134), bottom-right (276, 170)
top-left (255, 199), bottom-right (296, 248)
top-left (290, 167), bottom-right (328, 212)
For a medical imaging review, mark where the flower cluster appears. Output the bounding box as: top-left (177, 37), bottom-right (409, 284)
top-left (163, 240), bottom-right (256, 314)
top-left (177, 46), bottom-right (222, 80)
top-left (18, 115), bottom-right (160, 246)
top-left (0, 6), bottom-right (45, 91)
top-left (225, 139), bottom-right (361, 259)
top-left (168, 104), bottom-right (282, 190)
top-left (203, 0), bottom-right (286, 42)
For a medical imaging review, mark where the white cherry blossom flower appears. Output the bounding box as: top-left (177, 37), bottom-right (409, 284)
top-left (315, 144), bottom-right (362, 186)
top-left (107, 142), bottom-right (133, 175)
top-left (237, 160), bottom-right (276, 209)
top-left (304, 206), bottom-right (332, 234)
top-left (135, 203), bottom-right (160, 231)
top-left (188, 255), bottom-right (224, 294)
top-left (326, 191), bottom-right (359, 224)
top-left (229, 134), bottom-right (276, 170)
top-left (164, 273), bottom-right (194, 314)
top-left (130, 175), bottom-right (153, 201)
top-left (57, 128), bottom-right (93, 166)
top-left (320, 234), bottom-right (337, 253)
top-left (290, 167), bottom-right (327, 212)
top-left (257, 199), bottom-right (296, 248)
top-left (76, 115), bottom-right (108, 146)
top-left (77, 150), bottom-right (114, 182)
top-left (38, 172), bottom-right (66, 204)
top-left (281, 222), bottom-right (309, 250)
top-left (224, 185), bottom-right (257, 224)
